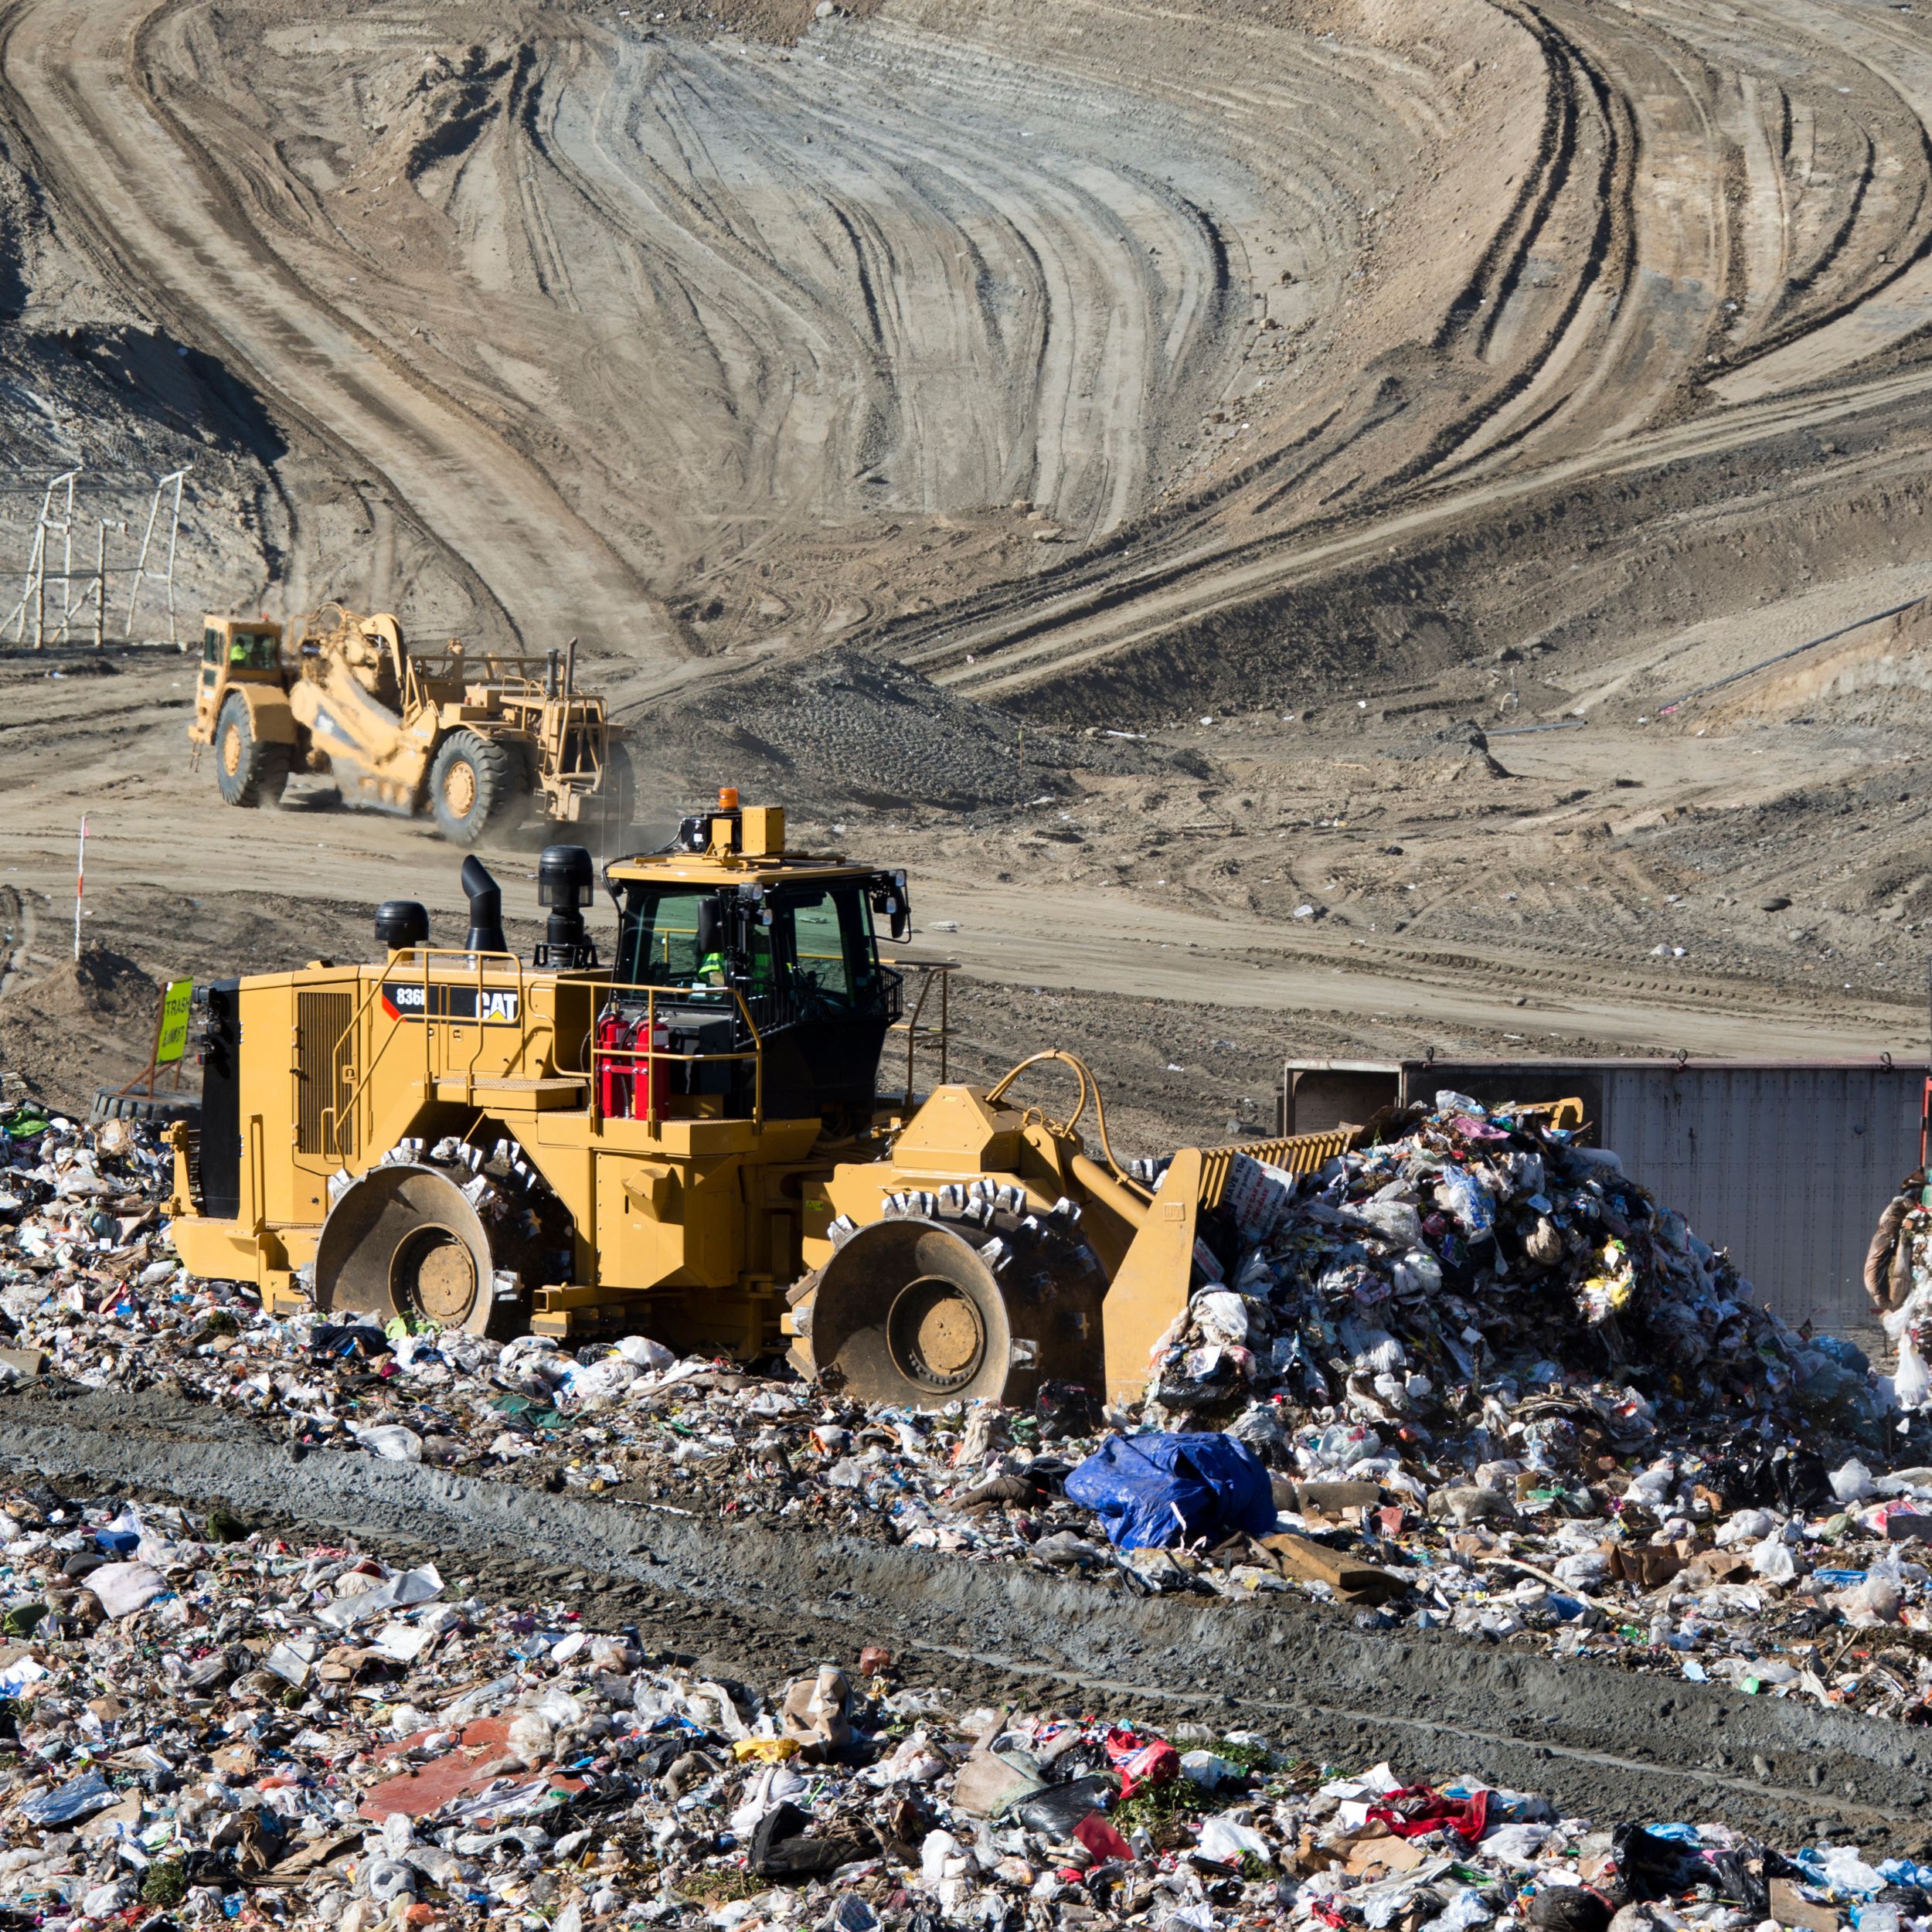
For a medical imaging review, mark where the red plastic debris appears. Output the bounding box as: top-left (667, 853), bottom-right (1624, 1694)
top-left (1366, 1785), bottom-right (1491, 1845)
top-left (1103, 1726), bottom-right (1179, 1799)
top-left (1073, 1812), bottom-right (1135, 1865)
top-left (358, 1718), bottom-right (586, 1821)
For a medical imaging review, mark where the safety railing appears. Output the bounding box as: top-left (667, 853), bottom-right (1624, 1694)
top-left (583, 982), bottom-right (765, 1133)
top-left (318, 947), bottom-right (535, 1164)
top-left (524, 692), bottom-right (609, 787)
top-left (884, 956), bottom-right (954, 1111)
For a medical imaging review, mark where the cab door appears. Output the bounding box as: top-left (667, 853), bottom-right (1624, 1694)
top-left (194, 626), bottom-right (226, 740)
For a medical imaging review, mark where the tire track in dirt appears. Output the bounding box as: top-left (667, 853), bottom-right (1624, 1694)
top-left (0, 0), bottom-right (679, 664)
top-left (538, 20), bottom-right (1257, 546)
top-left (882, 0), bottom-right (1932, 709)
top-left (81, 0), bottom-right (1515, 655)
top-left (904, 355), bottom-right (1932, 704)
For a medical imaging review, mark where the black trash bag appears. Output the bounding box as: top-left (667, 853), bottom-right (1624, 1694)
top-left (635, 1734), bottom-right (696, 1778)
top-left (1705, 1842), bottom-right (1805, 1920)
top-left (1526, 1887), bottom-right (1612, 1932)
top-left (1719, 1444), bottom-right (1830, 1514)
top-left (1611, 1824), bottom-right (1704, 1903)
top-left (1702, 1848), bottom-right (1770, 1920)
top-left (1036, 1383), bottom-right (1101, 1442)
top-left (310, 1324), bottom-right (391, 1361)
top-left (178, 1851), bottom-right (240, 1889)
top-left (1015, 1774), bottom-right (1119, 1838)
top-left (747, 1801), bottom-right (874, 1880)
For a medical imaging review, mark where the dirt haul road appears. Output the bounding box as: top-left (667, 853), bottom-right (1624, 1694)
top-left (2, 647), bottom-right (1920, 1106)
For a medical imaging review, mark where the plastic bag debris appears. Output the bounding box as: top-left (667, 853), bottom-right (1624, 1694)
top-left (82, 1561), bottom-right (167, 1620)
top-left (1065, 1432), bottom-right (1276, 1549)
top-left (20, 1769), bottom-right (116, 1825)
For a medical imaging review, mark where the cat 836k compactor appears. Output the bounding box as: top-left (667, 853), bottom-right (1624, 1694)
top-left (165, 793), bottom-right (1359, 1407)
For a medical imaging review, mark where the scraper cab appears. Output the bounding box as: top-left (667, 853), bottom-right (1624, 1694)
top-left (162, 789), bottom-right (1372, 1411)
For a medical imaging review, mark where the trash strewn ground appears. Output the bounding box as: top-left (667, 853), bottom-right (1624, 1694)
top-left (0, 1478), bottom-right (1924, 1932)
top-left (8, 1097), bottom-right (1932, 1730)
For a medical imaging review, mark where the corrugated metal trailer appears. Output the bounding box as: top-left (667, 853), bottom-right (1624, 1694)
top-left (1280, 1057), bottom-right (1930, 1334)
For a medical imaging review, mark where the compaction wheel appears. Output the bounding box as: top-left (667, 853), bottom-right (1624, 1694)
top-left (313, 1149), bottom-right (565, 1337)
top-left (787, 1195), bottom-right (1107, 1410)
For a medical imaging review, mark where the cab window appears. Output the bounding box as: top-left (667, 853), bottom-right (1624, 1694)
top-left (227, 630), bottom-right (279, 671)
top-left (617, 887), bottom-right (709, 985)
top-left (777, 885), bottom-right (879, 1012)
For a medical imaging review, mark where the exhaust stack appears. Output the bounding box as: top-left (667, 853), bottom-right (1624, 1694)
top-left (461, 855), bottom-right (506, 956)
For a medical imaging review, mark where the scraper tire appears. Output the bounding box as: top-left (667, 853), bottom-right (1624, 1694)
top-left (787, 1209), bottom-right (1106, 1411)
top-left (213, 695), bottom-right (290, 808)
top-left (428, 730), bottom-right (517, 846)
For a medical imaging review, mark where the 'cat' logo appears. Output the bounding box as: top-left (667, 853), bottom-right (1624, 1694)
top-left (380, 981), bottom-right (521, 1026)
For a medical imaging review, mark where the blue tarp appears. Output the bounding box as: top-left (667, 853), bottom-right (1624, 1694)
top-left (1064, 1432), bottom-right (1277, 1550)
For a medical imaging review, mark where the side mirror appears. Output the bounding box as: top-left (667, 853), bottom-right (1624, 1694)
top-left (696, 896), bottom-right (726, 960)
top-left (874, 888), bottom-right (911, 944)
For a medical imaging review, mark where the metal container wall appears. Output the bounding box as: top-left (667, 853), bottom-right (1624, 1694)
top-left (1281, 1058), bottom-right (1929, 1333)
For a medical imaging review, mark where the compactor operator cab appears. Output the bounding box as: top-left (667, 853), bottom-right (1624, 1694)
top-left (603, 797), bottom-right (909, 1134)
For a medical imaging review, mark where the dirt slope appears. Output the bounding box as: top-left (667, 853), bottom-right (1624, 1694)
top-left (8, 0), bottom-right (1932, 1136)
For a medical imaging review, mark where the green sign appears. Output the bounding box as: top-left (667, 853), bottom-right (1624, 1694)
top-left (155, 979), bottom-right (194, 1065)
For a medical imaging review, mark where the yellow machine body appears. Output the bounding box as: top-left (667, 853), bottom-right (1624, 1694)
top-left (185, 604), bottom-right (626, 842)
top-left (164, 796), bottom-right (1402, 1405)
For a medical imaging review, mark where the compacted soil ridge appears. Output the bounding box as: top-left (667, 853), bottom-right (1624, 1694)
top-left (1, 1389), bottom-right (1925, 1848)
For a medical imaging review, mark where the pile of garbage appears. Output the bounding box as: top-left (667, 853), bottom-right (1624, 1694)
top-left (13, 1099), bottom-right (1932, 1723)
top-left (1148, 1090), bottom-right (1861, 1447)
top-left (0, 1479), bottom-right (1920, 1932)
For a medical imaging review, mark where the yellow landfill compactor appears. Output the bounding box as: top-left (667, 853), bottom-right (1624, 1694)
top-left (185, 607), bottom-right (629, 845)
top-left (165, 794), bottom-right (1359, 1407)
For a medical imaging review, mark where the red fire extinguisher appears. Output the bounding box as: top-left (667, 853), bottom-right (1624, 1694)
top-left (633, 1016), bottom-right (670, 1119)
top-left (596, 1009), bottom-right (633, 1120)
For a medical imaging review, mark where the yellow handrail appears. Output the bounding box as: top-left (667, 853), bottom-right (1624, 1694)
top-left (986, 1049), bottom-right (1148, 1200)
top-left (319, 947), bottom-right (528, 1163)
